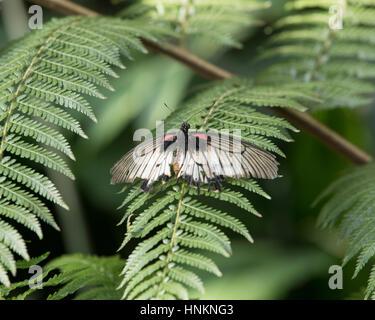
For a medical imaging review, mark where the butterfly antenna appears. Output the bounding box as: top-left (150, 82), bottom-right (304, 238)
top-left (163, 103), bottom-right (173, 112)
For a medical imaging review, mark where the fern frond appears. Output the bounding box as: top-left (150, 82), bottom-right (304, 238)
top-left (4, 135), bottom-right (74, 179)
top-left (255, 0), bottom-right (375, 110)
top-left (0, 220), bottom-right (28, 261)
top-left (0, 243), bottom-right (16, 278)
top-left (171, 249), bottom-right (222, 277)
top-left (119, 0), bottom-right (269, 48)
top-left (187, 186), bottom-right (261, 216)
top-left (45, 255), bottom-right (123, 300)
top-left (181, 199), bottom-right (253, 242)
top-left (116, 78), bottom-right (317, 299)
top-left (0, 201), bottom-right (42, 239)
top-left (315, 163), bottom-right (375, 299)
top-left (0, 253), bottom-right (123, 300)
top-left (0, 16), bottom-right (166, 286)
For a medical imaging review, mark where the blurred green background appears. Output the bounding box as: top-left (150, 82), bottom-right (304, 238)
top-left (0, 0), bottom-right (374, 299)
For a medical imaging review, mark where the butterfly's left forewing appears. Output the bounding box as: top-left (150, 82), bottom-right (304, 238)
top-left (110, 136), bottom-right (163, 184)
top-left (110, 132), bottom-right (182, 190)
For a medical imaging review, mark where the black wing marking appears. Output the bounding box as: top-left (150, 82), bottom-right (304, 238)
top-left (111, 130), bottom-right (279, 192)
top-left (110, 136), bottom-right (165, 184)
top-left (110, 133), bottom-right (182, 189)
top-left (175, 132), bottom-right (278, 190)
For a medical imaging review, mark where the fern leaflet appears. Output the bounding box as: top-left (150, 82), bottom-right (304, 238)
top-left (0, 16), bottom-right (167, 287)
top-left (118, 0), bottom-right (269, 48)
top-left (255, 0), bottom-right (375, 110)
top-left (0, 253), bottom-right (123, 300)
top-left (315, 163), bottom-right (375, 299)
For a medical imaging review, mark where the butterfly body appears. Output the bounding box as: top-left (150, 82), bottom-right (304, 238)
top-left (110, 122), bottom-right (279, 192)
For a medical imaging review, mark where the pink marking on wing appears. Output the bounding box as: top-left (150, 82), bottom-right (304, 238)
top-left (192, 133), bottom-right (208, 140)
top-left (162, 134), bottom-right (176, 142)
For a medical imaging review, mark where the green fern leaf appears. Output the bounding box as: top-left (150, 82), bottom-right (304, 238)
top-left (118, 0), bottom-right (269, 48)
top-left (315, 163), bottom-right (375, 299)
top-left (0, 253), bottom-right (123, 300)
top-left (0, 15), bottom-right (167, 286)
top-left (255, 0), bottom-right (375, 110)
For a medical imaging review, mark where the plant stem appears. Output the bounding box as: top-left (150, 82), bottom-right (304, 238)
top-left (26, 0), bottom-right (373, 166)
top-left (201, 87), bottom-right (240, 129)
top-left (155, 183), bottom-right (185, 298)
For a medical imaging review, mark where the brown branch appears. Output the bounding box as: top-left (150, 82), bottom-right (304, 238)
top-left (27, 0), bottom-right (373, 165)
top-left (28, 0), bottom-right (98, 16)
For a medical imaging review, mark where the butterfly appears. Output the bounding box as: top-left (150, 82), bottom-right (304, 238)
top-left (110, 121), bottom-right (279, 193)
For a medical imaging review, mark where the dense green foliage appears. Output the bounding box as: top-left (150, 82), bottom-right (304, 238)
top-left (0, 0), bottom-right (374, 300)
top-left (316, 163), bottom-right (375, 299)
top-left (0, 15), bottom-right (167, 287)
top-left (256, 0), bottom-right (375, 110)
top-left (0, 253), bottom-right (123, 300)
top-left (118, 0), bottom-right (269, 48)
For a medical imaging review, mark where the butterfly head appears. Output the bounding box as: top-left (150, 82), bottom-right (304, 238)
top-left (181, 122), bottom-right (190, 134)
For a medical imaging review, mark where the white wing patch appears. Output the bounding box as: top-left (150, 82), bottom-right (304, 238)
top-left (110, 130), bottom-right (279, 192)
